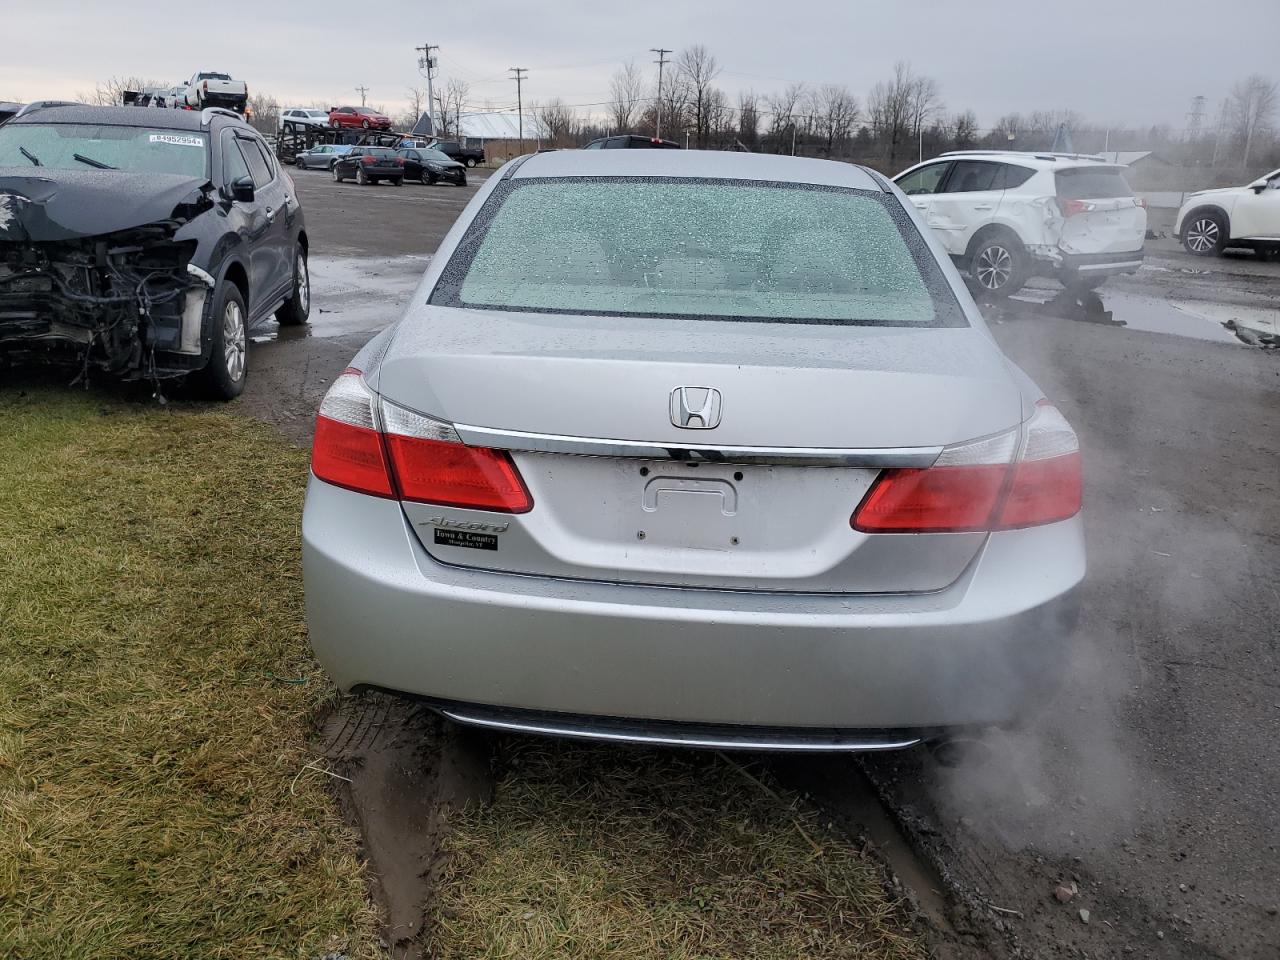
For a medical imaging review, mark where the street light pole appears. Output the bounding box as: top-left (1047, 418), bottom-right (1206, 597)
top-left (651, 48), bottom-right (671, 140)
top-left (509, 68), bottom-right (528, 153)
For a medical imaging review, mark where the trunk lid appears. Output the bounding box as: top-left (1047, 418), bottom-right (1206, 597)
top-left (1055, 166), bottom-right (1147, 255)
top-left (378, 307), bottom-right (1023, 593)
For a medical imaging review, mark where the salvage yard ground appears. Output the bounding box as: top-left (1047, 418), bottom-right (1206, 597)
top-left (0, 385), bottom-right (926, 959)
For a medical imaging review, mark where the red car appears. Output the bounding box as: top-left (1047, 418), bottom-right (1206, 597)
top-left (328, 106), bottom-right (392, 130)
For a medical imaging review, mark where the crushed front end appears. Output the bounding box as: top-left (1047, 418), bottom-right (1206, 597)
top-left (0, 222), bottom-right (212, 383)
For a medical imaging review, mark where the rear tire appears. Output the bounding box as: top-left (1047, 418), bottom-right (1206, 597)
top-left (457, 173), bottom-right (467, 187)
top-left (970, 233), bottom-right (1028, 299)
top-left (356, 167), bottom-right (370, 185)
top-left (392, 176), bottom-right (403, 186)
top-left (1181, 211), bottom-right (1227, 256)
top-left (195, 281), bottom-right (248, 400)
top-left (275, 245), bottom-right (310, 327)
top-left (362, 119), bottom-right (370, 129)
top-left (466, 157), bottom-right (477, 168)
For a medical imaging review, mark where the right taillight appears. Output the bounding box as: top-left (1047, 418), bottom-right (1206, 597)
top-left (310, 368), bottom-right (532, 513)
top-left (852, 401), bottom-right (1080, 533)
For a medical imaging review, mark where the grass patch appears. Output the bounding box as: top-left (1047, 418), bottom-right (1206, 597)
top-left (430, 741), bottom-right (926, 960)
top-left (0, 389), bottom-right (378, 960)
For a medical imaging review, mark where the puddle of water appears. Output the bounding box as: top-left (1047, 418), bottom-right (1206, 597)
top-left (997, 287), bottom-right (1254, 346)
top-left (251, 255), bottom-right (431, 343)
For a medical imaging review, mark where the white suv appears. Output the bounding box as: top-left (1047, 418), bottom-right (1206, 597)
top-left (1175, 168), bottom-right (1280, 257)
top-left (279, 108), bottom-right (330, 131)
top-left (894, 151), bottom-right (1147, 297)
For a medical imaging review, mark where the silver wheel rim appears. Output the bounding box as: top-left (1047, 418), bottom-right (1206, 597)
top-left (976, 245), bottom-right (1013, 290)
top-left (1186, 218), bottom-right (1219, 253)
top-left (296, 255), bottom-right (309, 313)
top-left (223, 299), bottom-right (246, 382)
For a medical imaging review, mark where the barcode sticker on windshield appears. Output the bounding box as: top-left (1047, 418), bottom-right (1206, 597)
top-left (149, 134), bottom-right (203, 147)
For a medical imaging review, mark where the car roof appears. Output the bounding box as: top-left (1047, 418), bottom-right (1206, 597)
top-left (10, 104), bottom-right (238, 132)
top-left (512, 149), bottom-right (884, 190)
top-left (933, 150), bottom-right (1114, 170)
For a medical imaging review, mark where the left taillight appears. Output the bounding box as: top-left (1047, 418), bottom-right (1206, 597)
top-left (311, 368), bottom-right (395, 498)
top-left (311, 368), bottom-right (532, 513)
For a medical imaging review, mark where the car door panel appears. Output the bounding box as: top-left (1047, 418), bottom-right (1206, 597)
top-left (893, 161), bottom-right (952, 244)
top-left (238, 136), bottom-right (293, 315)
top-left (927, 160), bottom-right (1006, 256)
top-left (1232, 177), bottom-right (1280, 238)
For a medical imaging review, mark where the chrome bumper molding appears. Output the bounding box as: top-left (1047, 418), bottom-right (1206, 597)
top-left (439, 707), bottom-right (923, 753)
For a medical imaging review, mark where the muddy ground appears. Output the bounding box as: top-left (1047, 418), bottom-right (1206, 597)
top-left (173, 166), bottom-right (1280, 957)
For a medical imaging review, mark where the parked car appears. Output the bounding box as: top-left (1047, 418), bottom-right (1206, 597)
top-left (397, 146), bottom-right (466, 186)
top-left (429, 139), bottom-right (484, 167)
top-left (893, 151), bottom-right (1146, 297)
top-left (0, 104), bottom-right (309, 399)
top-left (1175, 168), bottom-right (1280, 257)
top-left (332, 145), bottom-right (405, 185)
top-left (181, 71), bottom-right (248, 114)
top-left (328, 106), bottom-right (392, 131)
top-left (294, 143), bottom-right (355, 169)
top-left (303, 150), bottom-right (1084, 752)
top-left (280, 108), bottom-right (331, 132)
top-left (584, 134), bottom-right (680, 150)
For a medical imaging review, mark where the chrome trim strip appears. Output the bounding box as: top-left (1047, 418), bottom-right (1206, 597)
top-left (440, 709), bottom-right (922, 752)
top-left (452, 423), bottom-right (942, 467)
top-left (1076, 260), bottom-right (1143, 272)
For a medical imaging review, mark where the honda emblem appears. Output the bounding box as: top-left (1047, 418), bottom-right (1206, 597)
top-left (670, 386), bottom-right (722, 429)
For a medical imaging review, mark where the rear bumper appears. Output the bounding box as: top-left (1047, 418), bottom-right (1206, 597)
top-left (1058, 248), bottom-right (1145, 277)
top-left (303, 477), bottom-right (1085, 737)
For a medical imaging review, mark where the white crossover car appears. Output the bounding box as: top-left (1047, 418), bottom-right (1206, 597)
top-left (1175, 168), bottom-right (1280, 257)
top-left (894, 151), bottom-right (1147, 297)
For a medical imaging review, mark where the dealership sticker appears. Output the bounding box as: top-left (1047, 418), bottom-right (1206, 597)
top-left (149, 134), bottom-right (203, 147)
top-left (434, 528), bottom-right (499, 551)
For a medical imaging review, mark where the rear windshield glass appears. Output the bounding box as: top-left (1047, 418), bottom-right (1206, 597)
top-left (1055, 167), bottom-right (1133, 199)
top-left (0, 123), bottom-right (209, 178)
top-left (362, 147), bottom-right (396, 158)
top-left (432, 178), bottom-right (964, 326)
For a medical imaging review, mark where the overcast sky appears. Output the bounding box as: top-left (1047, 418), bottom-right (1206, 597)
top-left (4, 0), bottom-right (1277, 130)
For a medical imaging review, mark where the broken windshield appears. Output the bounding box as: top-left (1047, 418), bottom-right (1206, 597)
top-left (0, 124), bottom-right (209, 178)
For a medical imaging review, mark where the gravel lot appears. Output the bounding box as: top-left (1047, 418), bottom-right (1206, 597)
top-left (245, 164), bottom-right (1280, 959)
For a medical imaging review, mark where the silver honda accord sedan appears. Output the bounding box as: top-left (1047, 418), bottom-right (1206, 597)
top-left (302, 149), bottom-right (1085, 751)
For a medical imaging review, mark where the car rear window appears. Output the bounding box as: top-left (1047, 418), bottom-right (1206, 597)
top-left (1056, 167), bottom-right (1134, 199)
top-left (0, 123), bottom-right (209, 178)
top-left (431, 177), bottom-right (965, 327)
top-left (363, 147), bottom-right (396, 158)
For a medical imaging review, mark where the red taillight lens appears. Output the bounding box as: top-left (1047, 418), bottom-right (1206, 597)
top-left (311, 371), bottom-right (533, 512)
top-left (1060, 198), bottom-right (1091, 217)
top-left (852, 464), bottom-right (1007, 533)
top-left (361, 156), bottom-right (374, 164)
top-left (395, 157), bottom-right (405, 166)
top-left (851, 402), bottom-right (1080, 533)
top-left (311, 369), bottom-right (395, 498)
top-left (384, 436), bottom-right (531, 512)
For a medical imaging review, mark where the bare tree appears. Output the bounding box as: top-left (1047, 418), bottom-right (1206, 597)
top-left (805, 84), bottom-right (859, 156)
top-left (437, 77), bottom-right (470, 137)
top-left (867, 62), bottom-right (915, 165)
top-left (737, 90), bottom-right (761, 147)
top-left (643, 69), bottom-right (691, 143)
top-left (676, 44), bottom-right (721, 148)
top-left (1227, 74), bottom-right (1278, 168)
top-left (405, 86), bottom-right (426, 128)
top-left (908, 74), bottom-right (943, 148)
top-left (607, 60), bottom-right (646, 133)
top-left (535, 98), bottom-right (578, 147)
top-left (950, 110), bottom-right (979, 150)
top-left (765, 82), bottom-right (805, 152)
top-left (246, 92), bottom-right (279, 134)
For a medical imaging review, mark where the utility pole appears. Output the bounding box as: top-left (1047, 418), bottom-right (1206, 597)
top-left (1185, 94), bottom-right (1206, 141)
top-left (355, 85), bottom-right (369, 107)
top-left (1211, 98), bottom-right (1228, 167)
top-left (415, 43), bottom-right (439, 134)
top-left (651, 48), bottom-right (671, 140)
top-left (509, 68), bottom-right (528, 153)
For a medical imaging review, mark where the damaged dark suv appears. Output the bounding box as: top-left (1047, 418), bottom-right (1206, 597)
top-left (0, 105), bottom-right (309, 399)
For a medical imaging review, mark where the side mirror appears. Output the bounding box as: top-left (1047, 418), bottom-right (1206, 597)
top-left (230, 175), bottom-right (255, 203)
top-left (1250, 181), bottom-right (1267, 194)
